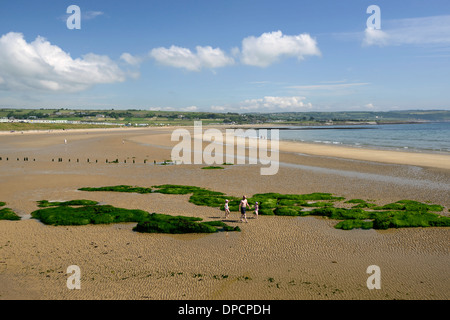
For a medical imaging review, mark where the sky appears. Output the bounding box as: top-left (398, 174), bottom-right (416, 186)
top-left (0, 0), bottom-right (449, 112)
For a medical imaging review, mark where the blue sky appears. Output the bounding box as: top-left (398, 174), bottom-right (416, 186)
top-left (0, 0), bottom-right (449, 112)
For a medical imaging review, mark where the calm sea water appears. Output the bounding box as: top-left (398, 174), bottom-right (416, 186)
top-left (274, 122), bottom-right (450, 154)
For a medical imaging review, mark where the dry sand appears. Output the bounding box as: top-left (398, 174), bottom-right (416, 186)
top-left (0, 126), bottom-right (449, 300)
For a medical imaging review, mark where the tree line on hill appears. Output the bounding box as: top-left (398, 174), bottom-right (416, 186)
top-left (2, 108), bottom-right (449, 124)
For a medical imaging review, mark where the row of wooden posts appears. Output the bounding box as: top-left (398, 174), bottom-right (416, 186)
top-left (0, 157), bottom-right (35, 161)
top-left (0, 157), bottom-right (157, 164)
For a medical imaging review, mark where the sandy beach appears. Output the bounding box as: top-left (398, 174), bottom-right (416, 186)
top-left (0, 126), bottom-right (449, 300)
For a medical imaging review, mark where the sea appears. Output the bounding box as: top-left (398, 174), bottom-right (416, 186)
top-left (268, 122), bottom-right (450, 154)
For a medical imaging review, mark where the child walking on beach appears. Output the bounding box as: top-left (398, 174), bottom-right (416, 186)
top-left (224, 199), bottom-right (230, 219)
top-left (254, 202), bottom-right (259, 219)
top-left (239, 196), bottom-right (250, 223)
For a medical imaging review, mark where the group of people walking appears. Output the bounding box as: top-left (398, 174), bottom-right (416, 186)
top-left (224, 196), bottom-right (258, 223)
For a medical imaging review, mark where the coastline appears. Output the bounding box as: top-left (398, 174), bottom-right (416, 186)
top-left (149, 125), bottom-right (450, 170)
top-left (0, 125), bottom-right (449, 300)
top-left (2, 122), bottom-right (449, 169)
top-left (278, 140), bottom-right (450, 170)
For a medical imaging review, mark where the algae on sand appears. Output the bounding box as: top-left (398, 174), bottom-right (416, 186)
top-left (79, 185), bottom-right (153, 194)
top-left (78, 184), bottom-right (450, 231)
top-left (31, 204), bottom-right (150, 226)
top-left (133, 213), bottom-right (241, 234)
top-left (0, 208), bottom-right (21, 221)
top-left (31, 200), bottom-right (240, 234)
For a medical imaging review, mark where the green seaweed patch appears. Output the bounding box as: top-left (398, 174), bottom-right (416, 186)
top-left (277, 199), bottom-right (298, 206)
top-left (152, 184), bottom-right (224, 196)
top-left (202, 220), bottom-right (241, 232)
top-left (309, 207), bottom-right (371, 220)
top-left (31, 198), bottom-right (240, 234)
top-left (31, 204), bottom-right (150, 226)
top-left (308, 207), bottom-right (450, 230)
top-left (253, 192), bottom-right (344, 201)
top-left (0, 201), bottom-right (6, 207)
top-left (133, 213), bottom-right (240, 234)
top-left (258, 208), bottom-right (275, 215)
top-left (201, 166), bottom-right (224, 170)
top-left (301, 201), bottom-right (334, 208)
top-left (0, 208), bottom-right (21, 221)
top-left (373, 211), bottom-right (450, 229)
top-left (249, 192), bottom-right (343, 207)
top-left (76, 184), bottom-right (449, 231)
top-left (273, 206), bottom-right (302, 216)
top-left (335, 219), bottom-right (373, 230)
top-left (374, 200), bottom-right (443, 212)
top-left (345, 199), bottom-right (377, 209)
top-left (38, 199), bottom-right (99, 207)
top-left (190, 194), bottom-right (240, 208)
top-left (79, 185), bottom-right (153, 194)
top-left (246, 192), bottom-right (342, 217)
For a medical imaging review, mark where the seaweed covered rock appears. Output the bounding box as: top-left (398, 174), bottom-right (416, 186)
top-left (309, 207), bottom-right (370, 220)
top-left (78, 184), bottom-right (450, 231)
top-left (38, 199), bottom-right (98, 207)
top-left (79, 185), bottom-right (153, 194)
top-left (152, 185), bottom-right (224, 196)
top-left (335, 219), bottom-right (373, 230)
top-left (31, 203), bottom-right (150, 226)
top-left (31, 199), bottom-right (240, 234)
top-left (133, 213), bottom-right (240, 234)
top-left (0, 208), bottom-right (21, 221)
top-left (273, 206), bottom-right (302, 216)
top-left (374, 200), bottom-right (443, 212)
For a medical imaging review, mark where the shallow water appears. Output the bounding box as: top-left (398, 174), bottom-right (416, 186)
top-left (279, 161), bottom-right (450, 191)
top-left (277, 122), bottom-right (450, 153)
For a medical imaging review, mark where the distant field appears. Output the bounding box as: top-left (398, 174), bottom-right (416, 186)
top-left (0, 122), bottom-right (123, 131)
top-left (1, 108), bottom-right (449, 131)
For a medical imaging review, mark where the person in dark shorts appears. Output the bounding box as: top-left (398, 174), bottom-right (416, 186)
top-left (239, 195), bottom-right (250, 223)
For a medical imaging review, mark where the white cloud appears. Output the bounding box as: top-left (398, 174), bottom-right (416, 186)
top-left (289, 82), bottom-right (370, 91)
top-left (149, 45), bottom-right (234, 71)
top-left (210, 96), bottom-right (313, 113)
top-left (363, 28), bottom-right (389, 47)
top-left (238, 31), bottom-right (321, 67)
top-left (363, 15), bottom-right (450, 47)
top-left (149, 106), bottom-right (175, 111)
top-left (0, 32), bottom-right (127, 92)
top-left (211, 105), bottom-right (226, 112)
top-left (239, 96), bottom-right (312, 111)
top-left (195, 46), bottom-right (234, 69)
top-left (181, 106), bottom-right (198, 112)
top-left (120, 52), bottom-right (143, 66)
top-left (83, 11), bottom-right (104, 20)
top-left (148, 30), bottom-right (320, 71)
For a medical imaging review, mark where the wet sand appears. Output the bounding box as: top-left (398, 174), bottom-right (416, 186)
top-left (0, 126), bottom-right (449, 300)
